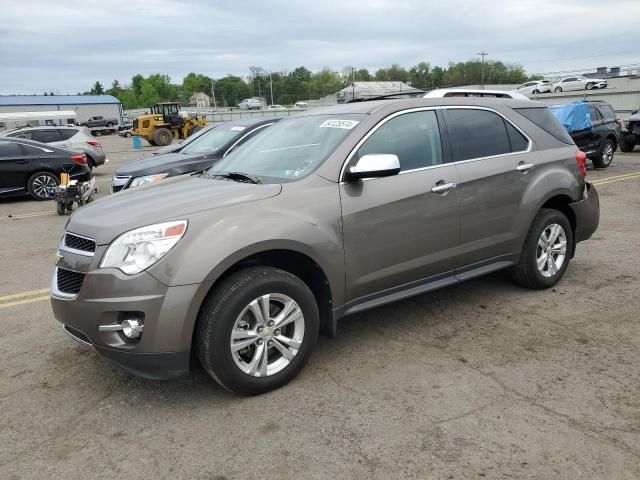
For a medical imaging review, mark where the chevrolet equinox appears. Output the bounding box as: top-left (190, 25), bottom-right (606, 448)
top-left (51, 98), bottom-right (600, 395)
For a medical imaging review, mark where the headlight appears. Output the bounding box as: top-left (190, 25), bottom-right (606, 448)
top-left (100, 220), bottom-right (187, 274)
top-left (130, 173), bottom-right (169, 188)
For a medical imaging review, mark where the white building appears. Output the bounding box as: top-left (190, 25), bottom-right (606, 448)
top-left (190, 92), bottom-right (211, 107)
top-left (0, 95), bottom-right (123, 125)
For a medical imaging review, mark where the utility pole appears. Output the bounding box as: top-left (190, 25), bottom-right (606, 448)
top-left (350, 67), bottom-right (356, 102)
top-left (211, 80), bottom-right (217, 110)
top-left (269, 70), bottom-right (274, 105)
top-left (477, 52), bottom-right (488, 89)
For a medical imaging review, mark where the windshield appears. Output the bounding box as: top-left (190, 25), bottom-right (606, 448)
top-left (208, 114), bottom-right (364, 182)
top-left (181, 124), bottom-right (246, 155)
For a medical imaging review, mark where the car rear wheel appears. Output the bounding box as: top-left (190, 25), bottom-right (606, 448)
top-left (197, 267), bottom-right (319, 395)
top-left (554, 87), bottom-right (562, 93)
top-left (512, 209), bottom-right (573, 289)
top-left (586, 82), bottom-right (594, 90)
top-left (27, 171), bottom-right (59, 200)
top-left (592, 139), bottom-right (615, 169)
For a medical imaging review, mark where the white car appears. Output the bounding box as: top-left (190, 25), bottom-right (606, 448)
top-left (423, 89), bottom-right (529, 100)
top-left (238, 98), bottom-right (262, 110)
top-left (267, 104), bottom-right (286, 110)
top-left (515, 80), bottom-right (552, 95)
top-left (552, 76), bottom-right (608, 93)
top-left (294, 101), bottom-right (308, 109)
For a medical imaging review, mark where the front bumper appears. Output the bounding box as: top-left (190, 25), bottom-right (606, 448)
top-left (50, 249), bottom-right (203, 379)
top-left (571, 182), bottom-right (599, 244)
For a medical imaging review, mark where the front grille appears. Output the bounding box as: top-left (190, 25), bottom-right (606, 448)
top-left (57, 268), bottom-right (85, 295)
top-left (64, 233), bottom-right (96, 253)
top-left (111, 175), bottom-right (131, 193)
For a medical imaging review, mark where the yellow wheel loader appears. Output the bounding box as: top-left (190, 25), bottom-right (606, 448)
top-left (132, 102), bottom-right (207, 146)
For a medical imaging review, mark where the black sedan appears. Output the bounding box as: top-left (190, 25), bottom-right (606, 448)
top-left (111, 118), bottom-right (278, 192)
top-left (0, 137), bottom-right (92, 200)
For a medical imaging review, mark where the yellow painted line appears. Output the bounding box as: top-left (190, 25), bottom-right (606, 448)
top-left (0, 288), bottom-right (49, 302)
top-left (0, 295), bottom-right (50, 309)
top-left (2, 211), bottom-right (56, 220)
top-left (592, 172), bottom-right (640, 186)
top-left (591, 171), bottom-right (640, 183)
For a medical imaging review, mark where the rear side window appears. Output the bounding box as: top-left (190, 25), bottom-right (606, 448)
top-left (8, 131), bottom-right (32, 139)
top-left (588, 107), bottom-right (602, 122)
top-left (0, 141), bottom-right (23, 157)
top-left (505, 122), bottom-right (529, 152)
top-left (58, 129), bottom-right (78, 140)
top-left (357, 110), bottom-right (443, 171)
top-left (444, 109), bottom-right (511, 161)
top-left (31, 130), bottom-right (61, 143)
top-left (514, 107), bottom-right (574, 144)
top-left (597, 104), bottom-right (616, 120)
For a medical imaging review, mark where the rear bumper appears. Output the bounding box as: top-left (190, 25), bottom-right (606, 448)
top-left (88, 149), bottom-right (106, 167)
top-left (571, 182), bottom-right (599, 243)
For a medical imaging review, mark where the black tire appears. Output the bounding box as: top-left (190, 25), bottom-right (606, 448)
top-left (153, 127), bottom-right (173, 146)
top-left (532, 89), bottom-right (540, 94)
top-left (511, 209), bottom-right (573, 290)
top-left (586, 82), bottom-right (594, 90)
top-left (592, 138), bottom-right (615, 169)
top-left (188, 125), bottom-right (202, 137)
top-left (619, 138), bottom-right (635, 152)
top-left (27, 171), bottom-right (59, 200)
top-left (125, 132), bottom-right (132, 138)
top-left (106, 122), bottom-right (114, 127)
top-left (147, 138), bottom-right (156, 146)
top-left (554, 87), bottom-right (562, 93)
top-left (56, 202), bottom-right (66, 215)
top-left (197, 267), bottom-right (319, 395)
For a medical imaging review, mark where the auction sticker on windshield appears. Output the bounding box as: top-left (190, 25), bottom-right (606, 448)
top-left (320, 119), bottom-right (360, 129)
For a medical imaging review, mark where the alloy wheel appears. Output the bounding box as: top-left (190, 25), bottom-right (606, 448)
top-left (602, 143), bottom-right (614, 166)
top-left (230, 293), bottom-right (305, 377)
top-left (536, 223), bottom-right (567, 278)
top-left (32, 174), bottom-right (58, 199)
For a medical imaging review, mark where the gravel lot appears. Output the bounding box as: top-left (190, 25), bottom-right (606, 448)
top-left (1, 135), bottom-right (639, 479)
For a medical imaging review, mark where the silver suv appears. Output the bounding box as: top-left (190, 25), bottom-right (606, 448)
top-left (1, 126), bottom-right (106, 168)
top-left (50, 98), bottom-right (599, 395)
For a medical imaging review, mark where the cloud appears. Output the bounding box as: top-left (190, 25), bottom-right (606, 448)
top-left (1, 0), bottom-right (638, 93)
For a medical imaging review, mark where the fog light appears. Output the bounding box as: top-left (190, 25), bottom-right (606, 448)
top-left (121, 319), bottom-right (143, 339)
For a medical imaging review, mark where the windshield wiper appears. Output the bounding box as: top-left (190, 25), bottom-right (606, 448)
top-left (207, 171), bottom-right (262, 184)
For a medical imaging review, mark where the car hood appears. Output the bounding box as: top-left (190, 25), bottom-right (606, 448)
top-left (115, 151), bottom-right (223, 177)
top-left (66, 175), bottom-right (282, 245)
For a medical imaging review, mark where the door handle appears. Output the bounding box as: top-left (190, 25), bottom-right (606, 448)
top-left (516, 162), bottom-right (534, 172)
top-left (16, 159), bottom-right (29, 164)
top-left (431, 181), bottom-right (456, 194)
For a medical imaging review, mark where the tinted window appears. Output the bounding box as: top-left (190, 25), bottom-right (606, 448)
top-left (514, 107), bottom-right (574, 144)
top-left (357, 111), bottom-right (442, 171)
top-left (58, 129), bottom-right (78, 140)
top-left (445, 109), bottom-right (511, 161)
top-left (588, 107), bottom-right (602, 122)
top-left (8, 131), bottom-right (32, 139)
top-left (0, 141), bottom-right (23, 157)
top-left (505, 122), bottom-right (529, 152)
top-left (21, 144), bottom-right (49, 155)
top-left (598, 104), bottom-right (616, 120)
top-left (31, 130), bottom-right (61, 143)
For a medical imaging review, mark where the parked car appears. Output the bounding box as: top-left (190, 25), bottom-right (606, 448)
top-left (111, 118), bottom-right (277, 192)
top-left (552, 76), bottom-right (607, 92)
top-left (294, 101), bottom-right (308, 109)
top-left (515, 80), bottom-right (552, 95)
top-left (238, 98), bottom-right (262, 110)
top-left (51, 97), bottom-right (599, 395)
top-left (152, 123), bottom-right (219, 155)
top-left (118, 127), bottom-right (133, 138)
top-left (424, 89), bottom-right (529, 100)
top-left (549, 100), bottom-right (621, 169)
top-left (268, 104), bottom-right (286, 110)
top-left (80, 116), bottom-right (119, 128)
top-left (1, 126), bottom-right (106, 168)
top-left (0, 137), bottom-right (91, 200)
top-left (620, 110), bottom-right (640, 152)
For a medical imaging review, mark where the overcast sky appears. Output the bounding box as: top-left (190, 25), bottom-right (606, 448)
top-left (1, 0), bottom-right (639, 94)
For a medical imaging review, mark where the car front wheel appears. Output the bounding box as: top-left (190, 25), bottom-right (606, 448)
top-left (554, 87), bottom-right (562, 93)
top-left (197, 267), bottom-right (319, 395)
top-left (512, 209), bottom-right (573, 289)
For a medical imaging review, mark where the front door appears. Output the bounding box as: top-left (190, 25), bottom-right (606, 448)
top-left (340, 109), bottom-right (460, 302)
top-left (0, 141), bottom-right (31, 192)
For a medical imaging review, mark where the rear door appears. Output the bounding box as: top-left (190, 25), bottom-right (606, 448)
top-left (340, 109), bottom-right (460, 302)
top-left (31, 129), bottom-right (63, 146)
top-left (442, 107), bottom-right (534, 274)
top-left (0, 141), bottom-right (31, 191)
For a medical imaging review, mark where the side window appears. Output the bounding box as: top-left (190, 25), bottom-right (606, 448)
top-left (588, 107), bottom-right (602, 122)
top-left (445, 109), bottom-right (511, 161)
top-left (58, 129), bottom-right (78, 140)
top-left (598, 105), bottom-right (616, 120)
top-left (356, 110), bottom-right (443, 171)
top-left (505, 122), bottom-right (529, 152)
top-left (8, 131), bottom-right (32, 139)
top-left (0, 141), bottom-right (24, 157)
top-left (31, 130), bottom-right (61, 143)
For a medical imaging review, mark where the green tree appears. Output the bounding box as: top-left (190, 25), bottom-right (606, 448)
top-left (90, 81), bottom-right (104, 95)
top-left (131, 74), bottom-right (144, 97)
top-left (215, 75), bottom-right (250, 107)
top-left (182, 72), bottom-right (212, 99)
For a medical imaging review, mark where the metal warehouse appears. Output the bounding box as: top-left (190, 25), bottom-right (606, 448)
top-left (0, 94), bottom-right (123, 125)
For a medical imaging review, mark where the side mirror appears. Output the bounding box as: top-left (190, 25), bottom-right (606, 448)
top-left (345, 154), bottom-right (401, 181)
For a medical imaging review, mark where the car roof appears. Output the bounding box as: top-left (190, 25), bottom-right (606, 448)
top-left (424, 89), bottom-right (530, 100)
top-left (5, 125), bottom-right (78, 131)
top-left (0, 136), bottom-right (66, 150)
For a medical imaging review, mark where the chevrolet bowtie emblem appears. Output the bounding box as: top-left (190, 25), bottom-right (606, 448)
top-left (55, 251), bottom-right (64, 265)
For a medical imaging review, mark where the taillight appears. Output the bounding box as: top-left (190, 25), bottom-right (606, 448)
top-left (70, 154), bottom-right (87, 166)
top-left (86, 140), bottom-right (102, 148)
top-left (575, 150), bottom-right (587, 177)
